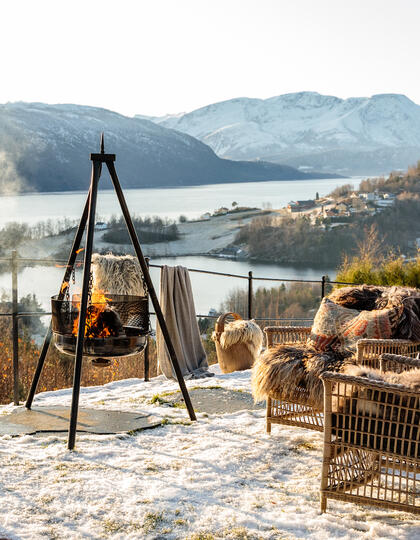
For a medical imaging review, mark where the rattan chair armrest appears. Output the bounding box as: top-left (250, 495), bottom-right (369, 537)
top-left (356, 338), bottom-right (420, 368)
top-left (380, 353), bottom-right (420, 372)
top-left (264, 326), bottom-right (311, 333)
top-left (357, 338), bottom-right (415, 346)
top-left (264, 326), bottom-right (311, 348)
top-left (321, 370), bottom-right (420, 395)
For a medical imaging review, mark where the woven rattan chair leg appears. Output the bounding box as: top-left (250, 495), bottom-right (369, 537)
top-left (266, 397), bottom-right (272, 434)
top-left (320, 493), bottom-right (327, 513)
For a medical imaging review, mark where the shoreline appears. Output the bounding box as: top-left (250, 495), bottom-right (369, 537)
top-left (15, 209), bottom-right (272, 261)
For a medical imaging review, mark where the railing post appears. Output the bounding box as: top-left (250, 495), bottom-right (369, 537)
top-left (321, 275), bottom-right (326, 299)
top-left (11, 250), bottom-right (19, 405)
top-left (248, 271), bottom-right (253, 319)
top-left (144, 257), bottom-right (150, 382)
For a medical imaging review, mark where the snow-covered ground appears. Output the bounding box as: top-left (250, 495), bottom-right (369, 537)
top-left (0, 367), bottom-right (419, 540)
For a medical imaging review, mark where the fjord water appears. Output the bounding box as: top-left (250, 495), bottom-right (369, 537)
top-left (0, 255), bottom-right (335, 316)
top-left (0, 177), bottom-right (356, 313)
top-left (0, 176), bottom-right (358, 226)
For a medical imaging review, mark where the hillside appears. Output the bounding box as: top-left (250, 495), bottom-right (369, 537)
top-left (0, 102), bottom-right (337, 194)
top-left (147, 92), bottom-right (420, 175)
top-left (234, 164), bottom-right (420, 265)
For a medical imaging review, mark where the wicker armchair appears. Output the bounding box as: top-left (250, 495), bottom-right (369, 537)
top-left (263, 326), bottom-right (420, 434)
top-left (320, 353), bottom-right (420, 514)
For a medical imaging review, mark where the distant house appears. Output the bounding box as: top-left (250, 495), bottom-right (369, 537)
top-left (235, 248), bottom-right (248, 260)
top-left (376, 199), bottom-right (395, 207)
top-left (360, 192), bottom-right (376, 202)
top-left (287, 200), bottom-right (315, 212)
top-left (323, 208), bottom-right (338, 218)
top-left (200, 212), bottom-right (211, 221)
top-left (335, 203), bottom-right (350, 216)
top-left (214, 207), bottom-right (229, 216)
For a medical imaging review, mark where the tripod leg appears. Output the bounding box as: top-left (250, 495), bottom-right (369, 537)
top-left (68, 162), bottom-right (101, 450)
top-left (106, 161), bottom-right (196, 421)
top-left (25, 191), bottom-right (91, 409)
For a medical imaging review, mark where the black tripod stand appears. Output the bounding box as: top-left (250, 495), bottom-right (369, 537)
top-left (25, 136), bottom-right (196, 450)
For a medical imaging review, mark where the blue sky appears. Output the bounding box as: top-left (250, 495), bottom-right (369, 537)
top-left (1, 0), bottom-right (419, 116)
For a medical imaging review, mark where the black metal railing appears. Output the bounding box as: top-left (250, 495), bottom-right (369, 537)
top-left (0, 250), bottom-right (360, 404)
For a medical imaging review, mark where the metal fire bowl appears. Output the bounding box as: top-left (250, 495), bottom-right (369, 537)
top-left (51, 293), bottom-right (149, 358)
top-left (53, 332), bottom-right (147, 358)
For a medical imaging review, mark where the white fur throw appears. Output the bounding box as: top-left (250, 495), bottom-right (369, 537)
top-left (92, 253), bottom-right (145, 296)
top-left (213, 319), bottom-right (263, 358)
top-left (339, 364), bottom-right (420, 391)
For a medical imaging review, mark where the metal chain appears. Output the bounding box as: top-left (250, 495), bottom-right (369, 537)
top-left (88, 271), bottom-right (93, 304)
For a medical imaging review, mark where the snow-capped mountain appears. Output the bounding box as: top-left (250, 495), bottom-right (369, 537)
top-left (0, 102), bottom-right (336, 194)
top-left (146, 92), bottom-right (420, 175)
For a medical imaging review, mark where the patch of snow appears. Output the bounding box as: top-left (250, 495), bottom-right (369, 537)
top-left (0, 366), bottom-right (419, 539)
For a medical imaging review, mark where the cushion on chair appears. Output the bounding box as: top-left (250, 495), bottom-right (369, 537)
top-left (307, 297), bottom-right (401, 352)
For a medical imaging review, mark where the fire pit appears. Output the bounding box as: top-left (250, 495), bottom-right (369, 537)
top-left (26, 137), bottom-right (195, 451)
top-left (51, 293), bottom-right (149, 357)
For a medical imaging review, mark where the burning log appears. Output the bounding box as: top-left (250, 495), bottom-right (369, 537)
top-left (86, 305), bottom-right (123, 338)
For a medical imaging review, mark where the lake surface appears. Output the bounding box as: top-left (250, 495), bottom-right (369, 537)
top-left (0, 176), bottom-right (362, 226)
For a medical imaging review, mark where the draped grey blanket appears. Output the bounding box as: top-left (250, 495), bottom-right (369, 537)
top-left (157, 265), bottom-right (213, 379)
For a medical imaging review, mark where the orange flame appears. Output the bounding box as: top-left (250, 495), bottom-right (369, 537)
top-left (60, 281), bottom-right (69, 294)
top-left (76, 248), bottom-right (84, 254)
top-left (72, 287), bottom-right (113, 338)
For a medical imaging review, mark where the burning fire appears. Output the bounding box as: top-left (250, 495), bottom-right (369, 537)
top-left (72, 287), bottom-right (117, 339)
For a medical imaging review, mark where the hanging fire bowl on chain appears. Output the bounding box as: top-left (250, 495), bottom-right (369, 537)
top-left (51, 294), bottom-right (149, 358)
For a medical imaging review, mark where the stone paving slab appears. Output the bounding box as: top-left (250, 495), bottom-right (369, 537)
top-left (0, 406), bottom-right (162, 435)
top-left (167, 387), bottom-right (264, 414)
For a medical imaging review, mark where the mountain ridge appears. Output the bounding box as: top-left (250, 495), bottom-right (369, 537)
top-left (143, 92), bottom-right (420, 175)
top-left (0, 101), bottom-right (340, 194)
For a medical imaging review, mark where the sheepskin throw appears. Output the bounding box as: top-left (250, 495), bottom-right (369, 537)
top-left (92, 253), bottom-right (146, 296)
top-left (338, 363), bottom-right (420, 391)
top-left (252, 344), bottom-right (353, 408)
top-left (212, 318), bottom-right (263, 373)
top-left (214, 319), bottom-right (263, 357)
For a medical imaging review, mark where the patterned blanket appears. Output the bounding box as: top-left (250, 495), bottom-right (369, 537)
top-left (307, 297), bottom-right (402, 352)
